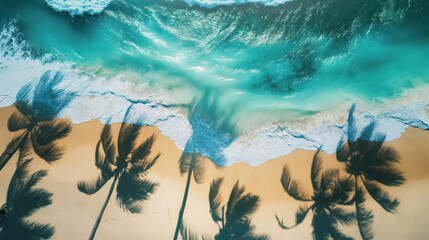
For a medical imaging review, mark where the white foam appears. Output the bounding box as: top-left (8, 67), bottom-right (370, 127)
top-left (0, 23), bottom-right (65, 105)
top-left (222, 95), bottom-right (429, 166)
top-left (44, 0), bottom-right (293, 16)
top-left (45, 0), bottom-right (112, 15)
top-left (181, 0), bottom-right (291, 7)
top-left (1, 24), bottom-right (428, 166)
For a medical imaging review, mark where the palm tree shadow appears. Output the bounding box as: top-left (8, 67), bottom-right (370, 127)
top-left (77, 105), bottom-right (160, 240)
top-left (335, 105), bottom-right (406, 240)
top-left (173, 90), bottom-right (237, 240)
top-left (275, 150), bottom-right (355, 240)
top-left (210, 179), bottom-right (268, 240)
top-left (0, 150), bottom-right (54, 240)
top-left (0, 70), bottom-right (75, 172)
top-left (179, 178), bottom-right (268, 240)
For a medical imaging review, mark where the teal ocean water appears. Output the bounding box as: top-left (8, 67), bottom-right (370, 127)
top-left (0, 0), bottom-right (429, 165)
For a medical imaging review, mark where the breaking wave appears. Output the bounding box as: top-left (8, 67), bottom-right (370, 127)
top-left (1, 23), bottom-right (428, 166)
top-left (45, 0), bottom-right (113, 15)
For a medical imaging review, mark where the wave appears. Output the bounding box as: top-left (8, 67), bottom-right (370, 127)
top-left (1, 23), bottom-right (429, 166)
top-left (44, 0), bottom-right (298, 16)
top-left (45, 0), bottom-right (113, 15)
top-left (181, 0), bottom-right (291, 7)
top-left (43, 0), bottom-right (291, 15)
top-left (29, 0), bottom-right (429, 126)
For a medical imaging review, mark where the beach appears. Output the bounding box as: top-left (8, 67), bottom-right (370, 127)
top-left (1, 105), bottom-right (428, 239)
top-left (1, 1), bottom-right (429, 239)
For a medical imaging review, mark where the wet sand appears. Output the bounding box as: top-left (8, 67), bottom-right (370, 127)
top-left (0, 106), bottom-right (428, 239)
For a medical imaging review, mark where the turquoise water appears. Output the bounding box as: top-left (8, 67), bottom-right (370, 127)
top-left (1, 0), bottom-right (429, 165)
top-left (2, 0), bottom-right (429, 130)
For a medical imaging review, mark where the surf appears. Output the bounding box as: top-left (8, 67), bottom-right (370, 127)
top-left (45, 0), bottom-right (113, 15)
top-left (1, 0), bottom-right (429, 165)
top-left (44, 0), bottom-right (292, 15)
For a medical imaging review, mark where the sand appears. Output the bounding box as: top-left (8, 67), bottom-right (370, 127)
top-left (0, 105), bottom-right (429, 239)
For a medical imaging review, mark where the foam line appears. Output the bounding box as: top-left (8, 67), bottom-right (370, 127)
top-left (45, 0), bottom-right (113, 15)
top-left (44, 0), bottom-right (294, 15)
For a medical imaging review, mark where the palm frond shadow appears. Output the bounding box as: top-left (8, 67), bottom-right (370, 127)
top-left (179, 178), bottom-right (268, 240)
top-left (336, 105), bottom-right (406, 240)
top-left (0, 157), bottom-right (54, 240)
top-left (275, 150), bottom-right (355, 240)
top-left (77, 105), bottom-right (160, 240)
top-left (211, 178), bottom-right (268, 240)
top-left (0, 70), bottom-right (75, 172)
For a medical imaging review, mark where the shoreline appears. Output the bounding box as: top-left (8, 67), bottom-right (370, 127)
top-left (1, 24), bottom-right (429, 167)
top-left (0, 105), bottom-right (429, 239)
top-left (1, 1), bottom-right (429, 238)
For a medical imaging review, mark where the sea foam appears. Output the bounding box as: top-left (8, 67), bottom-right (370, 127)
top-left (45, 0), bottom-right (113, 15)
top-left (1, 24), bottom-right (429, 166)
top-left (44, 0), bottom-right (292, 15)
top-left (181, 0), bottom-right (291, 7)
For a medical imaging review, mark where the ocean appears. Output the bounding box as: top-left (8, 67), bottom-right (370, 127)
top-left (0, 0), bottom-right (428, 166)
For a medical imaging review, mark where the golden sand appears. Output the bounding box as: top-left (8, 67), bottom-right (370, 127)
top-left (0, 106), bottom-right (428, 239)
